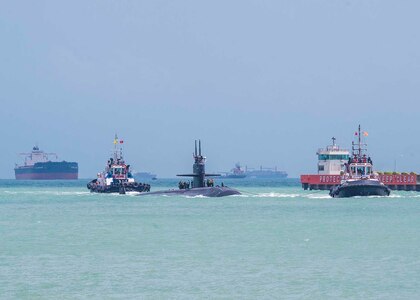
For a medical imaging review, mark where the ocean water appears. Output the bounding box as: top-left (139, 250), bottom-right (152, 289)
top-left (1, 179), bottom-right (419, 299)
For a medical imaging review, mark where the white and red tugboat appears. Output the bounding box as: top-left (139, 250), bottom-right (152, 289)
top-left (87, 135), bottom-right (150, 194)
top-left (329, 125), bottom-right (390, 198)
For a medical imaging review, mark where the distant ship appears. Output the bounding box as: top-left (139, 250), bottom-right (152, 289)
top-left (244, 166), bottom-right (288, 178)
top-left (221, 163), bottom-right (247, 178)
top-left (133, 172), bottom-right (157, 181)
top-left (15, 146), bottom-right (78, 180)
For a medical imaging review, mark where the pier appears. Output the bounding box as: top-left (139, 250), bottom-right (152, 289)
top-left (301, 173), bottom-right (420, 191)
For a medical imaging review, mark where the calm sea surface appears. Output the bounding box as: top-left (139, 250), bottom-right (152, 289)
top-left (1, 179), bottom-right (419, 299)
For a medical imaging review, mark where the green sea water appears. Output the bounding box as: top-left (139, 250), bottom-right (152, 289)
top-left (1, 179), bottom-right (419, 299)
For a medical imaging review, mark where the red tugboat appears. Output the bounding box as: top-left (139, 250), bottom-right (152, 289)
top-left (87, 135), bottom-right (150, 194)
top-left (329, 125), bottom-right (390, 197)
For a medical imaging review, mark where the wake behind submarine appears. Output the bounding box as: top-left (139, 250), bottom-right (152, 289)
top-left (138, 140), bottom-right (241, 197)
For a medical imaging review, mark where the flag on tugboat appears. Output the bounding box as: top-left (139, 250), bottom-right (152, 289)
top-left (120, 140), bottom-right (124, 144)
top-left (355, 132), bottom-right (358, 136)
top-left (114, 139), bottom-right (118, 144)
top-left (363, 131), bottom-right (369, 136)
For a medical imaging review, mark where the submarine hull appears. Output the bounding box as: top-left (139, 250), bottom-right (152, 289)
top-left (138, 186), bottom-right (241, 197)
top-left (329, 180), bottom-right (391, 198)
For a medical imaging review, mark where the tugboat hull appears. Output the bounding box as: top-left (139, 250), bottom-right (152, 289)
top-left (87, 179), bottom-right (150, 194)
top-left (138, 186), bottom-right (241, 197)
top-left (329, 180), bottom-right (390, 198)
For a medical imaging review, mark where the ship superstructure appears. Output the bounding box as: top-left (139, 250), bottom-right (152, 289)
top-left (317, 137), bottom-right (349, 175)
top-left (222, 163), bottom-right (247, 178)
top-left (301, 136), bottom-right (364, 190)
top-left (15, 146), bottom-right (78, 180)
top-left (177, 140), bottom-right (221, 188)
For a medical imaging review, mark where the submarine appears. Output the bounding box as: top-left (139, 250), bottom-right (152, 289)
top-left (138, 140), bottom-right (241, 197)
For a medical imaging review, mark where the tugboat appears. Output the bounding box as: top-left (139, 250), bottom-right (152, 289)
top-left (329, 126), bottom-right (391, 198)
top-left (139, 140), bottom-right (241, 197)
top-left (87, 136), bottom-right (150, 194)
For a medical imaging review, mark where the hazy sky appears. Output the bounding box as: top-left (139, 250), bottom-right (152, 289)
top-left (1, 0), bottom-right (419, 178)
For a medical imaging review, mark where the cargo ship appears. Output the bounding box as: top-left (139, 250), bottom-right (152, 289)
top-left (245, 166), bottom-right (288, 178)
top-left (301, 137), bottom-right (419, 191)
top-left (221, 163), bottom-right (247, 178)
top-left (15, 146), bottom-right (78, 180)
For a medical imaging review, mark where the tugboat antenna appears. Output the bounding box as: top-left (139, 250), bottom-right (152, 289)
top-left (114, 134), bottom-right (118, 161)
top-left (358, 124), bottom-right (362, 157)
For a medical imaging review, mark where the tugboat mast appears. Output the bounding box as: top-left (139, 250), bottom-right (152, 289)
top-left (358, 124), bottom-right (362, 158)
top-left (113, 134), bottom-right (124, 162)
top-left (352, 124), bottom-right (367, 159)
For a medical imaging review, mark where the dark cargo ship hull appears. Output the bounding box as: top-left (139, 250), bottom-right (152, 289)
top-left (15, 161), bottom-right (78, 180)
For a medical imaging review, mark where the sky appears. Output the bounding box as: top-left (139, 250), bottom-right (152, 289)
top-left (1, 0), bottom-right (419, 178)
